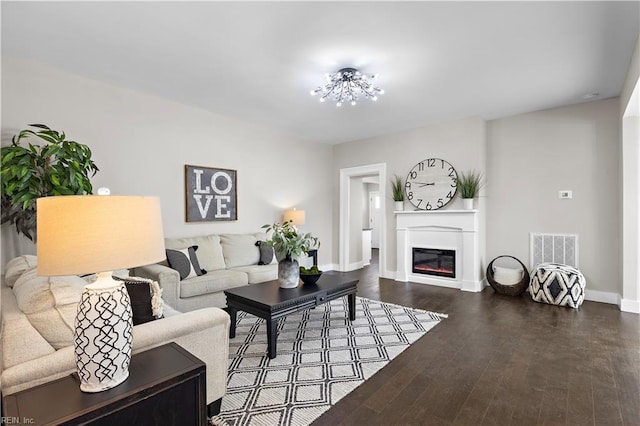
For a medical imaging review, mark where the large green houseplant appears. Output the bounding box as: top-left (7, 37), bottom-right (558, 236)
top-left (262, 220), bottom-right (320, 288)
top-left (1, 124), bottom-right (99, 240)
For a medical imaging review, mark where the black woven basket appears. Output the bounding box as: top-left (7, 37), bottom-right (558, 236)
top-left (486, 255), bottom-right (530, 296)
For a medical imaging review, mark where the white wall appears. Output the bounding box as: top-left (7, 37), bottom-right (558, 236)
top-left (487, 98), bottom-right (620, 296)
top-left (363, 182), bottom-right (379, 227)
top-left (620, 35), bottom-right (640, 313)
top-left (332, 117), bottom-right (487, 277)
top-left (620, 35), bottom-right (640, 111)
top-left (348, 177), bottom-right (364, 265)
top-left (622, 115), bottom-right (640, 311)
top-left (0, 55), bottom-right (334, 268)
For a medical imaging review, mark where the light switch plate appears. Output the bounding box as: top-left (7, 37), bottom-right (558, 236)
top-left (559, 190), bottom-right (573, 199)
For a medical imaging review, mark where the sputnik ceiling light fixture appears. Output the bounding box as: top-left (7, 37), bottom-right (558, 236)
top-left (310, 67), bottom-right (384, 107)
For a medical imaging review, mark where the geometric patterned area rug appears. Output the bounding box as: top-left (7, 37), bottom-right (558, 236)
top-left (216, 296), bottom-right (447, 426)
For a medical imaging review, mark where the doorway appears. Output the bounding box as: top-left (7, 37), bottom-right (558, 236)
top-left (339, 163), bottom-right (387, 277)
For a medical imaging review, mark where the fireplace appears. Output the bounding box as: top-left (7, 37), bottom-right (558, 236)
top-left (396, 210), bottom-right (482, 292)
top-left (412, 248), bottom-right (456, 279)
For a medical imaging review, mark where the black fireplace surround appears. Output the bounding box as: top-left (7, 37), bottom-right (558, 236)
top-left (412, 248), bottom-right (456, 279)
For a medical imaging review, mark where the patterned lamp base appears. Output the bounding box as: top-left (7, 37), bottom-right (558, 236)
top-left (74, 272), bottom-right (133, 393)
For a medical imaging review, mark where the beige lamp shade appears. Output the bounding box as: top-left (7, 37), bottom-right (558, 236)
top-left (283, 208), bottom-right (305, 226)
top-left (37, 195), bottom-right (166, 276)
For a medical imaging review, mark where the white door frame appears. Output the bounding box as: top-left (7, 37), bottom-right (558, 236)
top-left (339, 163), bottom-right (387, 276)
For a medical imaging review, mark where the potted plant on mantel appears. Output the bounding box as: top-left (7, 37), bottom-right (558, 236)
top-left (391, 174), bottom-right (405, 211)
top-left (458, 170), bottom-right (484, 210)
top-left (262, 221), bottom-right (320, 288)
top-left (1, 124), bottom-right (99, 241)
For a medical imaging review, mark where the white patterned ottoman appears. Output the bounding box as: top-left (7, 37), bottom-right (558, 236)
top-left (529, 263), bottom-right (586, 308)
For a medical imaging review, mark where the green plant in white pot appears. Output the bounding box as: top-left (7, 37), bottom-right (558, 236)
top-left (262, 221), bottom-right (320, 288)
top-left (391, 174), bottom-right (405, 211)
top-left (458, 170), bottom-right (484, 210)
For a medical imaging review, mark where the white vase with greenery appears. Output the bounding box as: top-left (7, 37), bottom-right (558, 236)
top-left (458, 170), bottom-right (484, 210)
top-left (391, 174), bottom-right (405, 211)
top-left (262, 221), bottom-right (320, 288)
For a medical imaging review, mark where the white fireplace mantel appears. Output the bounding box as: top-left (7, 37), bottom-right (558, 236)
top-left (395, 209), bottom-right (483, 292)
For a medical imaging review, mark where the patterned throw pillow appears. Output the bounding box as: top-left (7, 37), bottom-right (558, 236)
top-left (165, 246), bottom-right (206, 280)
top-left (255, 241), bottom-right (274, 265)
top-left (114, 276), bottom-right (164, 325)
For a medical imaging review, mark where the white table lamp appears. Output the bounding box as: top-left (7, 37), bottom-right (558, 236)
top-left (37, 195), bottom-right (165, 392)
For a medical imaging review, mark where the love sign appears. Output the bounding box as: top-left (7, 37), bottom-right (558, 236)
top-left (185, 165), bottom-right (237, 221)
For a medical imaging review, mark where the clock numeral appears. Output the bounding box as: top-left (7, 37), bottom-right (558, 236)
top-left (418, 162), bottom-right (424, 171)
top-left (448, 167), bottom-right (455, 177)
top-left (427, 159), bottom-right (436, 167)
top-left (446, 191), bottom-right (454, 199)
top-left (410, 171), bottom-right (417, 179)
top-left (441, 159), bottom-right (445, 169)
top-left (407, 191), bottom-right (413, 200)
top-left (405, 181), bottom-right (411, 189)
top-left (450, 177), bottom-right (457, 187)
top-left (425, 202), bottom-right (432, 210)
top-left (417, 199), bottom-right (423, 208)
top-left (437, 198), bottom-right (444, 208)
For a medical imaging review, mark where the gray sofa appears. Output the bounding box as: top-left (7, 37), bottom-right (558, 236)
top-left (133, 232), bottom-right (278, 312)
top-left (0, 255), bottom-right (230, 414)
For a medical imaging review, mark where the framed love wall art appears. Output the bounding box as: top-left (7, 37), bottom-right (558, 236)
top-left (185, 165), bottom-right (237, 222)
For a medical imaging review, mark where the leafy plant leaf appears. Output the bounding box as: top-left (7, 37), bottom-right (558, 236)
top-left (0, 124), bottom-right (99, 240)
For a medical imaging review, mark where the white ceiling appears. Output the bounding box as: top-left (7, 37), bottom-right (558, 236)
top-left (2, 1), bottom-right (639, 144)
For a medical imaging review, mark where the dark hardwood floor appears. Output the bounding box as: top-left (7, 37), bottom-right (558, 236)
top-left (313, 250), bottom-right (640, 425)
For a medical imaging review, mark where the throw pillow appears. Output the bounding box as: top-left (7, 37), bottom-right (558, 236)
top-left (255, 241), bottom-right (274, 265)
top-left (114, 276), bottom-right (163, 325)
top-left (492, 265), bottom-right (523, 285)
top-left (165, 246), bottom-right (206, 280)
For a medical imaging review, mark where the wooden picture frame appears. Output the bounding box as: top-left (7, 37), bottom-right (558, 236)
top-left (185, 164), bottom-right (237, 222)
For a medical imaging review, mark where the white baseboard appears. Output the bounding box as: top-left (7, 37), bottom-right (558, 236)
top-left (381, 269), bottom-right (396, 280)
top-left (344, 261), bottom-right (366, 272)
top-left (584, 289), bottom-right (621, 306)
top-left (320, 263), bottom-right (339, 272)
top-left (620, 298), bottom-right (640, 314)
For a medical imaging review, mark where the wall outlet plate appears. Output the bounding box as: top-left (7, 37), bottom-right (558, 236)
top-left (559, 190), bottom-right (573, 199)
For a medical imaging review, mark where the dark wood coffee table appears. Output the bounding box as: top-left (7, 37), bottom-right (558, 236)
top-left (224, 272), bottom-right (358, 358)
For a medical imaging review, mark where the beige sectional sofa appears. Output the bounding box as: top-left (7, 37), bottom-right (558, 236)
top-left (0, 255), bottom-right (230, 414)
top-left (133, 232), bottom-right (278, 312)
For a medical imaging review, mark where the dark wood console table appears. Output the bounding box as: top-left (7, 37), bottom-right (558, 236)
top-left (225, 271), bottom-right (358, 359)
top-left (2, 343), bottom-right (207, 425)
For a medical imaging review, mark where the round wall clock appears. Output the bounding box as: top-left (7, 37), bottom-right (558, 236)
top-left (405, 158), bottom-right (458, 210)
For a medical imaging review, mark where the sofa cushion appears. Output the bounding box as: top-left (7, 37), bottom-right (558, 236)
top-left (1, 286), bottom-right (56, 369)
top-left (166, 246), bottom-right (205, 280)
top-left (220, 233), bottom-right (266, 268)
top-left (13, 268), bottom-right (85, 349)
top-left (4, 255), bottom-right (38, 288)
top-left (179, 270), bottom-right (248, 299)
top-left (229, 264), bottom-right (278, 284)
top-left (165, 235), bottom-right (226, 272)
